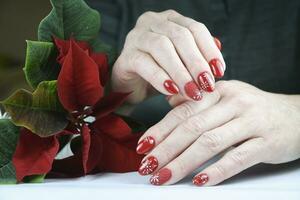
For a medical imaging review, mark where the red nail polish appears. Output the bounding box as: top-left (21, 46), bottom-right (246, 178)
top-left (150, 168), bottom-right (172, 185)
top-left (198, 72), bottom-right (215, 92)
top-left (184, 81), bottom-right (202, 101)
top-left (193, 173), bottom-right (209, 186)
top-left (138, 156), bottom-right (158, 175)
top-left (136, 136), bottom-right (155, 154)
top-left (214, 37), bottom-right (222, 50)
top-left (164, 80), bottom-right (179, 94)
top-left (209, 58), bottom-right (224, 78)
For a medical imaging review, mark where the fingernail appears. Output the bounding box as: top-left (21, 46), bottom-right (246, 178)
top-left (193, 173), bottom-right (209, 186)
top-left (184, 81), bottom-right (202, 101)
top-left (214, 37), bottom-right (222, 50)
top-left (164, 80), bottom-right (179, 94)
top-left (150, 168), bottom-right (172, 185)
top-left (138, 156), bottom-right (158, 175)
top-left (209, 58), bottom-right (224, 78)
top-left (198, 71), bottom-right (215, 92)
top-left (136, 136), bottom-right (155, 154)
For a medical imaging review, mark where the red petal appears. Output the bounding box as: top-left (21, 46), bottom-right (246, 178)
top-left (90, 53), bottom-right (109, 86)
top-left (81, 124), bottom-right (91, 174)
top-left (81, 124), bottom-right (103, 174)
top-left (57, 39), bottom-right (103, 112)
top-left (54, 37), bottom-right (90, 65)
top-left (95, 129), bottom-right (144, 172)
top-left (51, 125), bottom-right (103, 177)
top-left (92, 114), bottom-right (132, 141)
top-left (93, 92), bottom-right (130, 119)
top-left (87, 131), bottom-right (103, 173)
top-left (12, 129), bottom-right (60, 182)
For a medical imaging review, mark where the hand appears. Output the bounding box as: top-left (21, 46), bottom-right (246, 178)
top-left (112, 10), bottom-right (225, 103)
top-left (136, 80), bottom-right (300, 186)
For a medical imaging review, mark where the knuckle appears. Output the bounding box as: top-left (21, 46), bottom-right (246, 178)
top-left (169, 26), bottom-right (191, 41)
top-left (137, 11), bottom-right (156, 24)
top-left (174, 159), bottom-right (188, 175)
top-left (180, 117), bottom-right (203, 137)
top-left (153, 35), bottom-right (172, 50)
top-left (200, 132), bottom-right (222, 153)
top-left (164, 9), bottom-right (178, 16)
top-left (188, 22), bottom-right (207, 35)
top-left (156, 144), bottom-right (174, 161)
top-left (228, 150), bottom-right (248, 167)
top-left (231, 93), bottom-right (253, 107)
top-left (130, 52), bottom-right (148, 67)
top-left (214, 164), bottom-right (227, 179)
top-left (171, 103), bottom-right (194, 121)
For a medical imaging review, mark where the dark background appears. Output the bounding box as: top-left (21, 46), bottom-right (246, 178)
top-left (0, 0), bottom-right (52, 109)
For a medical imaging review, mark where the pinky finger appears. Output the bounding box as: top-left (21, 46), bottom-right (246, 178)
top-left (133, 51), bottom-right (180, 95)
top-left (193, 138), bottom-right (265, 186)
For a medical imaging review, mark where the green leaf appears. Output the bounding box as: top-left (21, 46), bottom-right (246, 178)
top-left (91, 38), bottom-right (117, 67)
top-left (0, 119), bottom-right (20, 184)
top-left (1, 81), bottom-right (68, 137)
top-left (38, 0), bottom-right (100, 42)
top-left (23, 174), bottom-right (46, 183)
top-left (23, 40), bottom-right (60, 89)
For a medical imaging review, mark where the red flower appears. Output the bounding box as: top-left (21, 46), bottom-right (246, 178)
top-left (12, 38), bottom-right (143, 182)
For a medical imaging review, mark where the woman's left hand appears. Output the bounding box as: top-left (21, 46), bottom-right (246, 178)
top-left (136, 80), bottom-right (300, 186)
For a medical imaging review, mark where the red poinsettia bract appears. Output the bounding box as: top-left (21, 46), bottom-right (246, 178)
top-left (12, 38), bottom-right (143, 182)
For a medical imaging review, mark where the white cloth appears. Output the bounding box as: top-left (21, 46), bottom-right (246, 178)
top-left (1, 160), bottom-right (300, 200)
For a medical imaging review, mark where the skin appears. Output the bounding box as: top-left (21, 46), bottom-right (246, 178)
top-left (112, 10), bottom-right (300, 185)
top-left (112, 10), bottom-right (225, 103)
top-left (140, 80), bottom-right (300, 185)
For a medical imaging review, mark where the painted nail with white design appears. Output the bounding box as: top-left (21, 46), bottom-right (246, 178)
top-left (138, 156), bottom-right (158, 175)
top-left (150, 168), bottom-right (172, 185)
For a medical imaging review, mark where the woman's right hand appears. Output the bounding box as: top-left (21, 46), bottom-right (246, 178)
top-left (112, 10), bottom-right (225, 104)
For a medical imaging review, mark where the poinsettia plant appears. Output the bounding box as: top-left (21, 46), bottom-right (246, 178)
top-left (0, 0), bottom-right (145, 184)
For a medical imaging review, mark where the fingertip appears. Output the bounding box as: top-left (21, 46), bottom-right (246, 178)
top-left (193, 173), bottom-right (209, 187)
top-left (209, 58), bottom-right (224, 78)
top-left (163, 80), bottom-right (179, 95)
top-left (136, 136), bottom-right (156, 154)
top-left (184, 81), bottom-right (203, 101)
top-left (197, 71), bottom-right (215, 92)
top-left (213, 37), bottom-right (222, 51)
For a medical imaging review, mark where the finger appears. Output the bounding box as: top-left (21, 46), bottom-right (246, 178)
top-left (149, 118), bottom-right (256, 185)
top-left (213, 37), bottom-right (222, 51)
top-left (140, 100), bottom-right (237, 177)
top-left (135, 31), bottom-right (202, 101)
top-left (168, 12), bottom-right (226, 78)
top-left (131, 50), bottom-right (180, 95)
top-left (167, 94), bottom-right (186, 107)
top-left (193, 138), bottom-right (264, 186)
top-left (136, 90), bottom-right (220, 155)
top-left (150, 21), bottom-right (215, 92)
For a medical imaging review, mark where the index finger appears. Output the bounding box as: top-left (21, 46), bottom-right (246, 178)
top-left (136, 89), bottom-right (221, 155)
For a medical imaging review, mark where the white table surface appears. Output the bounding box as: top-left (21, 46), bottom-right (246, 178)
top-left (1, 159), bottom-right (300, 200)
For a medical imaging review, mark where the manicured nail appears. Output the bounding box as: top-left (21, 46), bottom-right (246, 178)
top-left (209, 58), bottom-right (224, 78)
top-left (150, 168), bottom-right (172, 185)
top-left (214, 37), bottom-right (222, 50)
top-left (136, 136), bottom-right (155, 154)
top-left (138, 156), bottom-right (158, 175)
top-left (164, 80), bottom-right (179, 94)
top-left (193, 173), bottom-right (209, 186)
top-left (184, 81), bottom-right (202, 101)
top-left (198, 71), bottom-right (215, 92)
